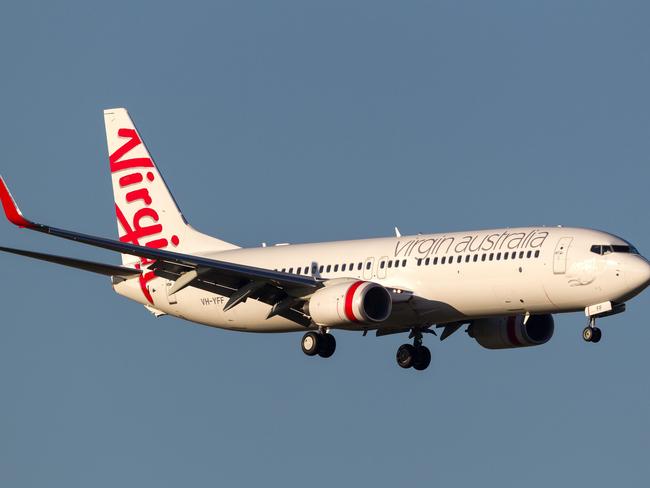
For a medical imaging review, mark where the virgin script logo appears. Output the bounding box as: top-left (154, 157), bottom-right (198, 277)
top-left (110, 128), bottom-right (179, 304)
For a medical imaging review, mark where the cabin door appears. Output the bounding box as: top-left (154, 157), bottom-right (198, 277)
top-left (553, 237), bottom-right (573, 274)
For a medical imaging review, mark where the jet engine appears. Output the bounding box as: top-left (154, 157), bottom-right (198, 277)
top-left (468, 314), bottom-right (554, 349)
top-left (307, 280), bottom-right (392, 328)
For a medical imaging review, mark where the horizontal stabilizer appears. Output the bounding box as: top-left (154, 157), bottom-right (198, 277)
top-left (0, 246), bottom-right (141, 278)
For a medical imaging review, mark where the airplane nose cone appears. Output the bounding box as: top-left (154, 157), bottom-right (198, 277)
top-left (627, 258), bottom-right (650, 292)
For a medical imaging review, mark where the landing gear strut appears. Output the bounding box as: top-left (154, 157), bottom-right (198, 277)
top-left (301, 331), bottom-right (337, 358)
top-left (396, 329), bottom-right (431, 371)
top-left (582, 316), bottom-right (602, 343)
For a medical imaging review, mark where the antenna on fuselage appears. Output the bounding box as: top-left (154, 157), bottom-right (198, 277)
top-left (394, 227), bottom-right (401, 237)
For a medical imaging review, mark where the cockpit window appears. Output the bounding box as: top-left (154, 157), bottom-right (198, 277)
top-left (590, 244), bottom-right (639, 255)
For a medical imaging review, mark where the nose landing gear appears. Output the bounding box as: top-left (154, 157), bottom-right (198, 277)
top-left (396, 328), bottom-right (432, 371)
top-left (582, 317), bottom-right (602, 343)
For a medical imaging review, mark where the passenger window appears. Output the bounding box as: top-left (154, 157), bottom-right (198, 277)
top-left (357, 263), bottom-right (363, 271)
top-left (402, 259), bottom-right (407, 267)
top-left (334, 264), bottom-right (339, 272)
top-left (496, 252), bottom-right (501, 260)
top-left (282, 268), bottom-right (286, 273)
top-left (388, 260), bottom-right (393, 268)
top-left (380, 261), bottom-right (386, 269)
top-left (473, 254), bottom-right (478, 262)
top-left (433, 257), bottom-right (438, 265)
top-left (465, 255), bottom-right (470, 263)
top-left (425, 257), bottom-right (430, 265)
top-left (519, 251), bottom-right (524, 259)
top-left (489, 253), bottom-right (494, 261)
top-left (326, 265), bottom-right (331, 272)
top-left (503, 252), bottom-right (508, 260)
top-left (350, 263), bottom-right (354, 269)
top-left (481, 254), bottom-right (486, 262)
top-left (395, 260), bottom-right (400, 268)
top-left (441, 256), bottom-right (446, 264)
top-left (416, 258), bottom-right (422, 266)
top-left (342, 264), bottom-right (347, 272)
top-left (457, 255), bottom-right (462, 263)
top-left (289, 267), bottom-right (293, 274)
top-left (535, 250), bottom-right (540, 258)
top-left (526, 251), bottom-right (532, 258)
top-left (366, 261), bottom-right (372, 270)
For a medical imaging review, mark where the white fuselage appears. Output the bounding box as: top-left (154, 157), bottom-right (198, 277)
top-left (113, 226), bottom-right (650, 333)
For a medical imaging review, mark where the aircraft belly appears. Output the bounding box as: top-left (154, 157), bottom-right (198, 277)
top-left (123, 278), bottom-right (309, 333)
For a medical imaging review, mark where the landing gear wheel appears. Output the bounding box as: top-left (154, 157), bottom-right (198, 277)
top-left (301, 331), bottom-right (320, 356)
top-left (396, 344), bottom-right (416, 369)
top-left (318, 333), bottom-right (337, 358)
top-left (591, 327), bottom-right (602, 343)
top-left (413, 346), bottom-right (431, 371)
top-left (582, 326), bottom-right (602, 343)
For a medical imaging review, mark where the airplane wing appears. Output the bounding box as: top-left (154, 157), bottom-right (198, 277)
top-left (0, 177), bottom-right (321, 324)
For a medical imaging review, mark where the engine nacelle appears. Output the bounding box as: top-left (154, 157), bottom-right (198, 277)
top-left (307, 280), bottom-right (392, 327)
top-left (468, 314), bottom-right (554, 349)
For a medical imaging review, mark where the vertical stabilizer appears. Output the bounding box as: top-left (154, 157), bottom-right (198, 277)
top-left (104, 108), bottom-right (239, 266)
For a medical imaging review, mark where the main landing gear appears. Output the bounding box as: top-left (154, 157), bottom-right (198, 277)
top-left (582, 316), bottom-right (602, 343)
top-left (396, 329), bottom-right (431, 371)
top-left (301, 331), bottom-right (337, 358)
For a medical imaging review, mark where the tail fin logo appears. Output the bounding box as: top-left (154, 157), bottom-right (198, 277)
top-left (110, 128), bottom-right (179, 304)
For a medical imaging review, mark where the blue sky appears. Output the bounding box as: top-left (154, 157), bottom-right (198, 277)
top-left (0, 1), bottom-right (649, 486)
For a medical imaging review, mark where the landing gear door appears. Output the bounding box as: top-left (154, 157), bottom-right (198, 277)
top-left (553, 237), bottom-right (573, 274)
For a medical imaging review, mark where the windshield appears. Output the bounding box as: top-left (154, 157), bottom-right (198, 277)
top-left (590, 244), bottom-right (639, 255)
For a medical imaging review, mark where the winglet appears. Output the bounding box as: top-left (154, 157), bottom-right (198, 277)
top-left (0, 176), bottom-right (35, 228)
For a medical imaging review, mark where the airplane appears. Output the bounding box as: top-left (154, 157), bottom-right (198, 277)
top-left (1, 108), bottom-right (649, 372)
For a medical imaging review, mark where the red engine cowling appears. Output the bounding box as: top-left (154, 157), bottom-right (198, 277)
top-left (307, 280), bottom-right (392, 328)
top-left (468, 314), bottom-right (554, 349)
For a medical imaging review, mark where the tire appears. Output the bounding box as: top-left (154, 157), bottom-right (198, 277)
top-left (582, 327), bottom-right (593, 342)
top-left (301, 331), bottom-right (320, 356)
top-left (413, 346), bottom-right (431, 371)
top-left (591, 327), bottom-right (602, 343)
top-left (396, 344), bottom-right (415, 369)
top-left (318, 333), bottom-right (337, 358)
